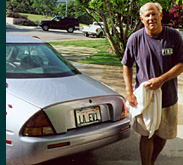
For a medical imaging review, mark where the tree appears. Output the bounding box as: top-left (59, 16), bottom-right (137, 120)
top-left (6, 0), bottom-right (57, 16)
top-left (56, 1), bottom-right (78, 17)
top-left (56, 1), bottom-right (93, 24)
top-left (75, 0), bottom-right (174, 60)
top-left (6, 0), bottom-right (33, 13)
top-left (31, 0), bottom-right (57, 16)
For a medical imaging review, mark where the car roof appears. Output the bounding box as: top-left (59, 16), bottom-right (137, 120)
top-left (6, 33), bottom-right (46, 44)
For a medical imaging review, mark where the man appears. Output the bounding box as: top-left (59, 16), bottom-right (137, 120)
top-left (122, 2), bottom-right (183, 165)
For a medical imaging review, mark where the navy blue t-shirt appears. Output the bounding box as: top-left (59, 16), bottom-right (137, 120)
top-left (122, 26), bottom-right (183, 108)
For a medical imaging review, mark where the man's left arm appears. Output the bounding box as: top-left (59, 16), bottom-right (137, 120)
top-left (145, 63), bottom-right (183, 90)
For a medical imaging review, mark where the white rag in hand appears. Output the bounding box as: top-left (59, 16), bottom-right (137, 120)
top-left (126, 82), bottom-right (162, 138)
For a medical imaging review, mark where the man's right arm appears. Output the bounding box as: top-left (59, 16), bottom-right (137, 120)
top-left (123, 65), bottom-right (137, 107)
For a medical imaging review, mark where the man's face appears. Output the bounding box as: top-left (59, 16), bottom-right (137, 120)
top-left (140, 4), bottom-right (162, 33)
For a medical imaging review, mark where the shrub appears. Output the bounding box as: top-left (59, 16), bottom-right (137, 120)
top-left (6, 12), bottom-right (37, 26)
top-left (21, 20), bottom-right (37, 26)
top-left (169, 4), bottom-right (183, 28)
top-left (6, 12), bottom-right (28, 19)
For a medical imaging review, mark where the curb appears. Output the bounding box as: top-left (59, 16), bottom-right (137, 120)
top-left (6, 25), bottom-right (41, 30)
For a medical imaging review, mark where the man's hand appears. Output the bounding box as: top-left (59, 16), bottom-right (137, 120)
top-left (145, 63), bottom-right (183, 90)
top-left (127, 92), bottom-right (138, 107)
top-left (144, 77), bottom-right (164, 90)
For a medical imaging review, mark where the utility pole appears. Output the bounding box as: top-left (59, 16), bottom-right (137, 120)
top-left (65, 0), bottom-right (67, 17)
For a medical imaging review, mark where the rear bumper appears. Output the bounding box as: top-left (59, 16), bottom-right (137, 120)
top-left (82, 31), bottom-right (97, 36)
top-left (20, 119), bottom-right (131, 164)
top-left (74, 26), bottom-right (80, 30)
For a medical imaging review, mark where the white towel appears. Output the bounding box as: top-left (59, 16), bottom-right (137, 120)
top-left (127, 82), bottom-right (162, 138)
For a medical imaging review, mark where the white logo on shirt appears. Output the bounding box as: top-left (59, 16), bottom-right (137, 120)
top-left (162, 48), bottom-right (173, 56)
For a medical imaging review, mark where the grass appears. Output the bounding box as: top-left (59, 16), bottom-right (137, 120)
top-left (18, 13), bottom-right (53, 24)
top-left (49, 39), bottom-right (122, 66)
top-left (80, 52), bottom-right (122, 66)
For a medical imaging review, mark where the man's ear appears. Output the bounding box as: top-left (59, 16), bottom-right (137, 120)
top-left (160, 13), bottom-right (163, 21)
top-left (140, 16), bottom-right (144, 24)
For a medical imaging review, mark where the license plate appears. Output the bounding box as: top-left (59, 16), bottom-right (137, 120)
top-left (75, 106), bottom-right (102, 127)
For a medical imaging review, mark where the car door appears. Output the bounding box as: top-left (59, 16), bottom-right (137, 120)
top-left (50, 17), bottom-right (61, 29)
top-left (58, 17), bottom-right (69, 29)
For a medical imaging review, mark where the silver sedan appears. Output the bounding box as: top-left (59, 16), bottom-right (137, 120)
top-left (6, 33), bottom-right (131, 165)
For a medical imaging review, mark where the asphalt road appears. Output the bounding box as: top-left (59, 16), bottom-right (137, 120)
top-left (6, 26), bottom-right (183, 165)
top-left (6, 25), bottom-right (94, 41)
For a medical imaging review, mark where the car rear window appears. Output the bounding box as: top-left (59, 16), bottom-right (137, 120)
top-left (6, 43), bottom-right (80, 78)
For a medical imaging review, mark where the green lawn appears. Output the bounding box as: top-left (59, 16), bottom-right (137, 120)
top-left (49, 39), bottom-right (122, 66)
top-left (18, 13), bottom-right (53, 24)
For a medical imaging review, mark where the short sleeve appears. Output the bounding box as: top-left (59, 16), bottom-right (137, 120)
top-left (121, 35), bottom-right (136, 67)
top-left (174, 30), bottom-right (183, 64)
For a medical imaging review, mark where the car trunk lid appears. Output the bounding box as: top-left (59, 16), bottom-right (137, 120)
top-left (6, 74), bottom-right (117, 108)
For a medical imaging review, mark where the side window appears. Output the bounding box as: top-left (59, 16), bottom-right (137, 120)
top-left (6, 46), bottom-right (19, 64)
top-left (6, 44), bottom-right (49, 73)
top-left (53, 17), bottom-right (60, 22)
top-left (14, 46), bottom-right (45, 61)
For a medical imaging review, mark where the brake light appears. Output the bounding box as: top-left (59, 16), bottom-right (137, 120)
top-left (96, 29), bottom-right (98, 32)
top-left (22, 111), bottom-right (56, 136)
top-left (120, 101), bottom-right (127, 119)
top-left (6, 140), bottom-right (12, 145)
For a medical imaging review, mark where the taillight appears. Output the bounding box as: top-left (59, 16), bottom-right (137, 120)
top-left (22, 110), bottom-right (56, 136)
top-left (96, 29), bottom-right (98, 32)
top-left (120, 101), bottom-right (127, 119)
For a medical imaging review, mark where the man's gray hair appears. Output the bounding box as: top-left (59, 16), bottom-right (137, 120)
top-left (139, 2), bottom-right (162, 16)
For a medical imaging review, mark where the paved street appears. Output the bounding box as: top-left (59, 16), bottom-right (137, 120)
top-left (6, 25), bottom-right (183, 165)
top-left (6, 25), bottom-right (94, 41)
